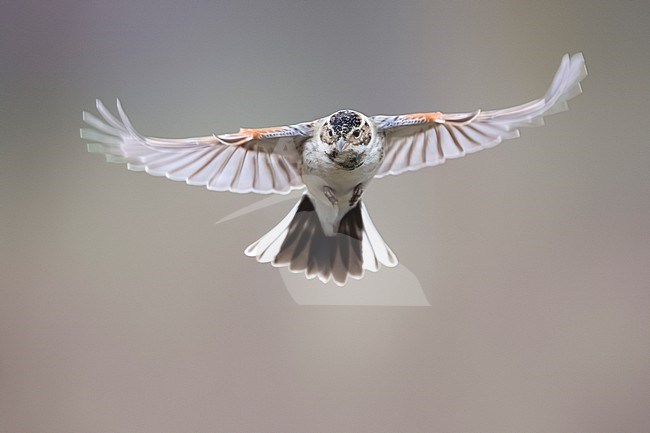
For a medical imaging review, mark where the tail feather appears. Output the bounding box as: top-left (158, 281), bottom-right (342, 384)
top-left (359, 202), bottom-right (397, 271)
top-left (245, 194), bottom-right (397, 285)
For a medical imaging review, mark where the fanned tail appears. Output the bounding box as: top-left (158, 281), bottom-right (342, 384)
top-left (245, 194), bottom-right (397, 285)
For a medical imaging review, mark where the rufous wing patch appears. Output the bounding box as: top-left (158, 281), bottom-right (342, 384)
top-left (400, 112), bottom-right (445, 124)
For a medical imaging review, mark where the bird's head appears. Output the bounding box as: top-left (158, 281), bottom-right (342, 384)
top-left (319, 110), bottom-right (373, 169)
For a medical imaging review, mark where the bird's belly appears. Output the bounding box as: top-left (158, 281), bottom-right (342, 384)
top-left (303, 157), bottom-right (374, 199)
top-left (301, 154), bottom-right (381, 235)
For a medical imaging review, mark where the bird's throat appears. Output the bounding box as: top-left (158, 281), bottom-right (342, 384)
top-left (327, 150), bottom-right (364, 171)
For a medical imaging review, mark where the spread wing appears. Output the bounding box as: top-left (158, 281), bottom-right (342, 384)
top-left (81, 99), bottom-right (319, 194)
top-left (372, 53), bottom-right (587, 178)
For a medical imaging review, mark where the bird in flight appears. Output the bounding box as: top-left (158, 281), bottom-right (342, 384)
top-left (82, 53), bottom-right (587, 286)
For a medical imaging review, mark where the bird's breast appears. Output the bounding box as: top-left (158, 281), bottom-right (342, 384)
top-left (301, 137), bottom-right (383, 196)
top-left (303, 139), bottom-right (382, 184)
top-left (299, 136), bottom-right (386, 234)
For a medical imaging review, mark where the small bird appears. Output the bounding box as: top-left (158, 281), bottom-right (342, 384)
top-left (82, 53), bottom-right (587, 285)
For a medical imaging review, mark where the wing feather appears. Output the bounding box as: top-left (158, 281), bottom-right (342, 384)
top-left (256, 149), bottom-right (276, 194)
top-left (373, 53), bottom-right (587, 178)
top-left (82, 100), bottom-right (318, 194)
top-left (236, 148), bottom-right (257, 193)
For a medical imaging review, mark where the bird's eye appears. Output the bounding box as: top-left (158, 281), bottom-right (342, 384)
top-left (328, 130), bottom-right (333, 136)
top-left (352, 130), bottom-right (360, 138)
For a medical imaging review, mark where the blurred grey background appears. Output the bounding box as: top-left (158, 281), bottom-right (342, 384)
top-left (1, 0), bottom-right (649, 432)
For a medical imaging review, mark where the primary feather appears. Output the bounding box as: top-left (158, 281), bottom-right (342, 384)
top-left (372, 53), bottom-right (587, 177)
top-left (82, 99), bottom-right (314, 194)
top-left (82, 53), bottom-right (586, 285)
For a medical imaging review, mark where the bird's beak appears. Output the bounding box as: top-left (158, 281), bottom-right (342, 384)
top-left (336, 137), bottom-right (346, 152)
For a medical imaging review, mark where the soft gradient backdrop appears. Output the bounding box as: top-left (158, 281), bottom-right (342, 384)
top-left (2, 0), bottom-right (649, 432)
